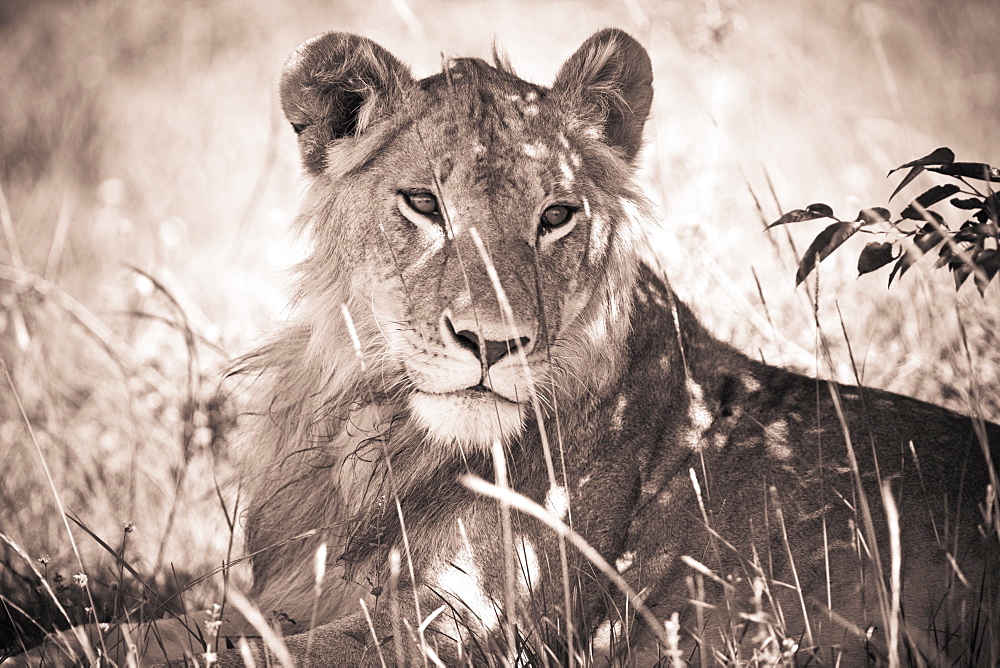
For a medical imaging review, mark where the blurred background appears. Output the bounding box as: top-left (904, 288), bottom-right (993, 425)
top-left (1, 0), bottom-right (998, 650)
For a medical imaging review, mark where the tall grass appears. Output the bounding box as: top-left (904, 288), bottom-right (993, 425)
top-left (1, 0), bottom-right (998, 665)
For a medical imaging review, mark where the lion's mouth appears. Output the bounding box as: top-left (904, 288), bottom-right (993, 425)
top-left (455, 384), bottom-right (519, 404)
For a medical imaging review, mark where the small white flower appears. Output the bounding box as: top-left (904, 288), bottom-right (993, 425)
top-left (73, 573), bottom-right (88, 588)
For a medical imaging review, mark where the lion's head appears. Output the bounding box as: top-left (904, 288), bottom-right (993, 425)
top-left (275, 29), bottom-right (654, 450)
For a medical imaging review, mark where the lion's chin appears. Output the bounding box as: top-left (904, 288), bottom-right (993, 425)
top-left (408, 389), bottom-right (525, 449)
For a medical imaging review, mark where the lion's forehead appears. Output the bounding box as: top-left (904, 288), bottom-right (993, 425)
top-left (408, 109), bottom-right (575, 173)
top-left (416, 58), bottom-right (548, 121)
top-left (404, 62), bottom-right (585, 171)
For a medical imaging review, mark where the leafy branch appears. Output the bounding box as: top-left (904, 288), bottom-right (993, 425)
top-left (770, 147), bottom-right (1000, 295)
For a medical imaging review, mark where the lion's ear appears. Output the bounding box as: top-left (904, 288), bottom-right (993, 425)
top-left (280, 32), bottom-right (413, 175)
top-left (553, 29), bottom-right (653, 164)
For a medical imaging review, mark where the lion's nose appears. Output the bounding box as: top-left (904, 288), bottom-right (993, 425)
top-left (444, 313), bottom-right (533, 367)
top-left (454, 329), bottom-right (531, 367)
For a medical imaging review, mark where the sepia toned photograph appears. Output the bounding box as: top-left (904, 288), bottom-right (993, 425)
top-left (1, 1), bottom-right (998, 665)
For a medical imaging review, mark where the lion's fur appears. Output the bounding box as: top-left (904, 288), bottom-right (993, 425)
top-left (224, 28), bottom-right (1000, 666)
top-left (238, 32), bottom-right (657, 632)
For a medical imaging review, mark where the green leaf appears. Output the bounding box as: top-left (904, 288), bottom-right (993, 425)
top-left (902, 227), bottom-right (945, 278)
top-left (858, 241), bottom-right (896, 275)
top-left (913, 219), bottom-right (948, 253)
top-left (950, 197), bottom-right (984, 210)
top-left (935, 238), bottom-right (963, 267)
top-left (935, 243), bottom-right (979, 290)
top-left (888, 147), bottom-right (955, 200)
top-left (908, 214), bottom-right (947, 247)
top-left (984, 192), bottom-right (1000, 223)
top-left (900, 183), bottom-right (961, 219)
top-left (953, 257), bottom-right (974, 290)
top-left (891, 147), bottom-right (956, 171)
top-left (795, 221), bottom-right (860, 286)
top-left (768, 203), bottom-right (835, 228)
top-left (806, 202), bottom-right (835, 217)
top-left (928, 162), bottom-right (1000, 182)
top-left (888, 248), bottom-right (920, 287)
top-left (856, 207), bottom-right (890, 225)
top-left (954, 221), bottom-right (997, 245)
top-left (974, 249), bottom-right (1000, 296)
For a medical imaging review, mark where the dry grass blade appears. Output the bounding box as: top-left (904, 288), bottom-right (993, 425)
top-left (359, 597), bottom-right (389, 668)
top-left (304, 542), bottom-right (327, 662)
top-left (825, 381), bottom-right (893, 640)
top-left (0, 263), bottom-right (128, 366)
top-left (236, 636), bottom-right (257, 668)
top-left (223, 588), bottom-right (294, 668)
top-left (387, 0), bottom-right (426, 41)
top-left (381, 454), bottom-right (430, 668)
top-left (767, 486), bottom-right (814, 653)
top-left (1, 595), bottom-right (53, 661)
top-left (462, 475), bottom-right (672, 649)
top-left (489, 438), bottom-right (518, 666)
top-left (679, 555), bottom-right (734, 593)
top-left (1, 359), bottom-right (104, 663)
top-left (467, 225), bottom-right (577, 662)
top-left (880, 480), bottom-right (901, 668)
top-left (64, 513), bottom-right (163, 604)
top-left (388, 549), bottom-right (406, 668)
top-left (42, 196), bottom-right (71, 282)
top-left (0, 533), bottom-right (75, 634)
top-left (663, 611), bottom-right (683, 668)
top-left (0, 183), bottom-right (24, 268)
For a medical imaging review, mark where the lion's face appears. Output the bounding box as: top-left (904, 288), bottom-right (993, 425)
top-left (281, 32), bottom-right (653, 449)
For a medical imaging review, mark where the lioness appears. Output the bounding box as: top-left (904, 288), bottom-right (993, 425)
top-left (13, 28), bottom-right (996, 668)
top-left (218, 28), bottom-right (998, 666)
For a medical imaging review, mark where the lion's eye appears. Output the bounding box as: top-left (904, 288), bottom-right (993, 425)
top-left (291, 122), bottom-right (308, 135)
top-left (407, 193), bottom-right (440, 216)
top-left (541, 205), bottom-right (573, 229)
